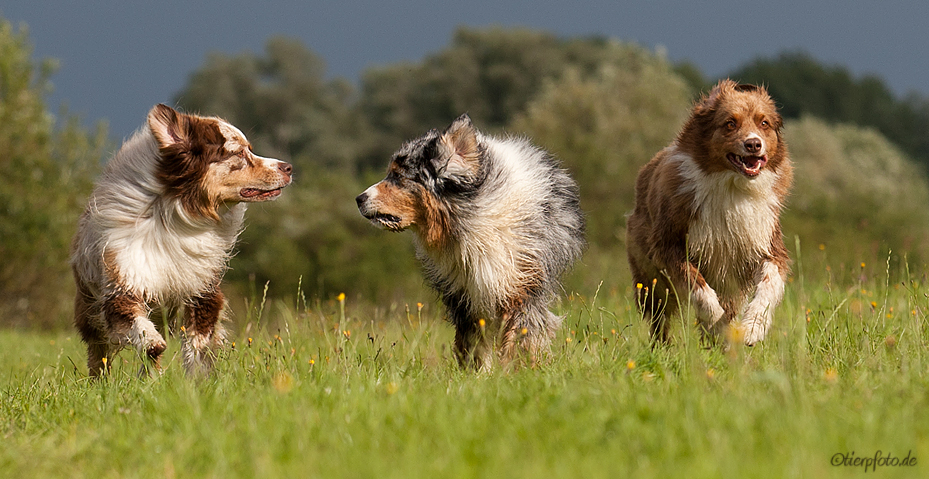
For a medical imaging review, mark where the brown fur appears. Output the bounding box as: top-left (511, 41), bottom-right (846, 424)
top-left (627, 80), bottom-right (793, 345)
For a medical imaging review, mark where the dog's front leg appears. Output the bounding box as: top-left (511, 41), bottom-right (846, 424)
top-left (452, 318), bottom-right (494, 372)
top-left (102, 292), bottom-right (167, 374)
top-left (182, 290), bottom-right (227, 376)
top-left (739, 261), bottom-right (785, 345)
top-left (668, 261), bottom-right (725, 332)
top-left (653, 237), bottom-right (725, 329)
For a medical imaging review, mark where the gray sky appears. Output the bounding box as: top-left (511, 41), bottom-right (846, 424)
top-left (4, 1), bottom-right (927, 139)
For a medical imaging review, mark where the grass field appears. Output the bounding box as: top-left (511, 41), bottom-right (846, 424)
top-left (3, 251), bottom-right (929, 478)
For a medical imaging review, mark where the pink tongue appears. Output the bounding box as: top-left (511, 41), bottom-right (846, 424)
top-left (744, 156), bottom-right (762, 168)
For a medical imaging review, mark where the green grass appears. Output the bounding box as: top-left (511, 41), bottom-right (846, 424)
top-left (3, 256), bottom-right (929, 478)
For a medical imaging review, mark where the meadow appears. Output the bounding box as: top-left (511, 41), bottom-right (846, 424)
top-left (2, 246), bottom-right (928, 478)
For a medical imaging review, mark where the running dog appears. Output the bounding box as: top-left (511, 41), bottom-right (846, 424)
top-left (627, 80), bottom-right (792, 345)
top-left (356, 115), bottom-right (585, 370)
top-left (71, 104), bottom-right (293, 376)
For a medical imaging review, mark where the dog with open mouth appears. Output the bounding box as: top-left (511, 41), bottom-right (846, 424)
top-left (627, 80), bottom-right (792, 345)
top-left (71, 104), bottom-right (293, 376)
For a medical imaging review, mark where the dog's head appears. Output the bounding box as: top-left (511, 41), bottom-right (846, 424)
top-left (147, 104), bottom-right (293, 219)
top-left (355, 114), bottom-right (484, 245)
top-left (679, 80), bottom-right (786, 178)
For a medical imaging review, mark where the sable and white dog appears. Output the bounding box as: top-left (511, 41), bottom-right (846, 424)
top-left (356, 115), bottom-right (585, 370)
top-left (627, 80), bottom-right (792, 345)
top-left (71, 104), bottom-right (292, 376)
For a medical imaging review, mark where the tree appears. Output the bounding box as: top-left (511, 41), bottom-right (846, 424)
top-left (783, 116), bottom-right (929, 265)
top-left (359, 27), bottom-right (669, 169)
top-left (511, 45), bottom-right (693, 285)
top-left (175, 37), bottom-right (369, 172)
top-left (0, 18), bottom-right (107, 327)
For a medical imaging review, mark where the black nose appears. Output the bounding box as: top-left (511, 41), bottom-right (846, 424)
top-left (744, 138), bottom-right (762, 154)
top-left (278, 162), bottom-right (293, 175)
top-left (355, 193), bottom-right (367, 207)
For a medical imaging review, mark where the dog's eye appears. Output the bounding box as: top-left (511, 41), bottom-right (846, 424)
top-left (725, 119), bottom-right (737, 130)
top-left (760, 119), bottom-right (770, 129)
top-left (228, 156), bottom-right (247, 171)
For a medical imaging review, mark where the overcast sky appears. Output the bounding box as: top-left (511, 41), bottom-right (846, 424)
top-left (4, 1), bottom-right (927, 140)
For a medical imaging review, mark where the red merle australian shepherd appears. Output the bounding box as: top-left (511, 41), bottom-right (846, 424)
top-left (71, 104), bottom-right (292, 376)
top-left (357, 115), bottom-right (586, 370)
top-left (627, 80), bottom-right (792, 345)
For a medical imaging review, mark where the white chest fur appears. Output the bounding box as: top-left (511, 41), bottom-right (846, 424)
top-left (102, 203), bottom-right (245, 302)
top-left (676, 154), bottom-right (780, 295)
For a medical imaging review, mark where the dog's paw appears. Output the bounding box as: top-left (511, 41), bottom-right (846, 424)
top-left (737, 318), bottom-right (768, 346)
top-left (693, 285), bottom-right (725, 326)
top-left (128, 317), bottom-right (167, 360)
top-left (181, 329), bottom-right (225, 376)
top-left (740, 300), bottom-right (775, 345)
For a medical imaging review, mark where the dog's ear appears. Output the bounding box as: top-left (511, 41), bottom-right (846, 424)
top-left (694, 79), bottom-right (735, 115)
top-left (433, 114), bottom-right (481, 181)
top-left (148, 104), bottom-right (189, 147)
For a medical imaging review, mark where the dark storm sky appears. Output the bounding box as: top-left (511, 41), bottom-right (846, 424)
top-left (3, 1), bottom-right (927, 139)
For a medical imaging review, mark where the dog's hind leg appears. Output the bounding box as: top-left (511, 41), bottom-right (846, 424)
top-left (633, 274), bottom-right (676, 344)
top-left (76, 315), bottom-right (111, 378)
top-left (498, 297), bottom-right (523, 362)
top-left (181, 289), bottom-right (227, 376)
top-left (74, 279), bottom-right (111, 377)
top-left (442, 291), bottom-right (492, 371)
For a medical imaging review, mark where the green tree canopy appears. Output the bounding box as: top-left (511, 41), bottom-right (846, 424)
top-left (359, 27), bottom-right (674, 168)
top-left (0, 19), bottom-right (107, 327)
top-left (7, 23), bottom-right (929, 328)
top-left (175, 37), bottom-right (369, 172)
top-left (783, 116), bottom-right (929, 262)
top-left (512, 47), bottom-right (692, 250)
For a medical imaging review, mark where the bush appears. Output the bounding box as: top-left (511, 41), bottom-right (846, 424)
top-left (783, 117), bottom-right (929, 269)
top-left (511, 46), bottom-right (693, 289)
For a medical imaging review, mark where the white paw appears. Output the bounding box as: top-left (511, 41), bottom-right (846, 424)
top-left (693, 285), bottom-right (725, 326)
top-left (129, 317), bottom-right (167, 357)
top-left (181, 326), bottom-right (226, 376)
top-left (738, 317), bottom-right (768, 345)
top-left (740, 300), bottom-right (775, 345)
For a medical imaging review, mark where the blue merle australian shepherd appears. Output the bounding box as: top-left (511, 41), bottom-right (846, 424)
top-left (356, 115), bottom-right (585, 370)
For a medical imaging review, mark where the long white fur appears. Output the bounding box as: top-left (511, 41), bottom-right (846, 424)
top-left (675, 150), bottom-right (781, 296)
top-left (73, 129), bottom-right (244, 304)
top-left (669, 148), bottom-right (786, 343)
top-left (415, 134), bottom-right (558, 321)
top-left (72, 127), bottom-right (244, 373)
